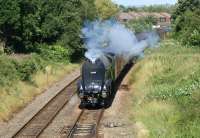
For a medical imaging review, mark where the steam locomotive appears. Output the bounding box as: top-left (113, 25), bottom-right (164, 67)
top-left (77, 54), bottom-right (122, 107)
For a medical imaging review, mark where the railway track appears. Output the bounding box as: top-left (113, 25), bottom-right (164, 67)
top-left (12, 62), bottom-right (132, 138)
top-left (61, 109), bottom-right (104, 138)
top-left (13, 76), bottom-right (104, 138)
top-left (13, 77), bottom-right (80, 138)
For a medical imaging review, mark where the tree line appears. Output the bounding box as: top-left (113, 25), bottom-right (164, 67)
top-left (0, 0), bottom-right (96, 59)
top-left (0, 0), bottom-right (119, 60)
top-left (119, 4), bottom-right (175, 13)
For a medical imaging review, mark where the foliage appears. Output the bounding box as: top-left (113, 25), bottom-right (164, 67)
top-left (0, 44), bottom-right (72, 85)
top-left (16, 54), bottom-right (46, 81)
top-left (0, 0), bottom-right (96, 58)
top-left (37, 44), bottom-right (70, 63)
top-left (129, 40), bottom-right (200, 138)
top-left (126, 16), bottom-right (156, 33)
top-left (0, 61), bottom-right (78, 122)
top-left (172, 0), bottom-right (200, 46)
top-left (172, 0), bottom-right (200, 19)
top-left (0, 56), bottom-right (19, 86)
top-left (95, 0), bottom-right (119, 20)
top-left (119, 4), bottom-right (175, 13)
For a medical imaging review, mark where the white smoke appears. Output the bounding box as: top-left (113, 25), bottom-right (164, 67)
top-left (81, 20), bottom-right (159, 62)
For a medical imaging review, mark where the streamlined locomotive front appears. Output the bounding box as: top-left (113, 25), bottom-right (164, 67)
top-left (77, 58), bottom-right (113, 106)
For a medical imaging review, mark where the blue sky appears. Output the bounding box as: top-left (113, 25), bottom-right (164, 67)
top-left (112, 0), bottom-right (177, 7)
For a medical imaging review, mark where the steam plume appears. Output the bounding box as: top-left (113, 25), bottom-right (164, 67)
top-left (81, 20), bottom-right (159, 62)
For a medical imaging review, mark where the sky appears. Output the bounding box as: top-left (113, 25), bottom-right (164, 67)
top-left (112, 0), bottom-right (177, 7)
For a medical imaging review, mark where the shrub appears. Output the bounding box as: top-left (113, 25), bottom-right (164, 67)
top-left (0, 53), bottom-right (47, 86)
top-left (0, 43), bottom-right (71, 86)
top-left (0, 56), bottom-right (19, 86)
top-left (16, 55), bottom-right (46, 81)
top-left (37, 44), bottom-right (70, 63)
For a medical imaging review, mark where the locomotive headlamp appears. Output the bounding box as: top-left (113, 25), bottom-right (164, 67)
top-left (93, 84), bottom-right (101, 91)
top-left (102, 85), bottom-right (107, 98)
top-left (103, 85), bottom-right (107, 91)
top-left (78, 83), bottom-right (83, 91)
top-left (102, 92), bottom-right (107, 98)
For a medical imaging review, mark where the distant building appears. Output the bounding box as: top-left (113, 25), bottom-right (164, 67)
top-left (117, 12), bottom-right (171, 27)
top-left (118, 12), bottom-right (135, 22)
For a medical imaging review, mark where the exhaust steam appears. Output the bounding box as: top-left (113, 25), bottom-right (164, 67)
top-left (81, 20), bottom-right (159, 62)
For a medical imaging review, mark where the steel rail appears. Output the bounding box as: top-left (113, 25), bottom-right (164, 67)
top-left (13, 76), bottom-right (80, 138)
top-left (65, 109), bottom-right (104, 138)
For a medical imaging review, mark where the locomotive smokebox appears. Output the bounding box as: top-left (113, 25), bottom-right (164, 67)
top-left (77, 53), bottom-right (116, 107)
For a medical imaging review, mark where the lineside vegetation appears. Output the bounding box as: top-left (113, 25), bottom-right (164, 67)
top-left (128, 39), bottom-right (200, 137)
top-left (127, 1), bottom-right (200, 137)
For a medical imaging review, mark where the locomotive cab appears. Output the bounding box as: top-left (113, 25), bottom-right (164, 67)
top-left (77, 57), bottom-right (114, 106)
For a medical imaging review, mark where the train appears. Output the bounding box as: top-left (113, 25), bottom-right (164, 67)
top-left (77, 32), bottom-right (158, 107)
top-left (77, 53), bottom-right (128, 107)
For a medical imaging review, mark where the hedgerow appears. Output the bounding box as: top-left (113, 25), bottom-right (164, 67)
top-left (0, 44), bottom-right (72, 87)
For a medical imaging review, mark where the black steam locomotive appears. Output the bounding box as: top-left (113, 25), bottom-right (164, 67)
top-left (77, 54), bottom-right (117, 107)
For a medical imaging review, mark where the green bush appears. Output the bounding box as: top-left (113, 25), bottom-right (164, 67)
top-left (0, 56), bottom-right (19, 86)
top-left (0, 53), bottom-right (48, 86)
top-left (0, 43), bottom-right (71, 86)
top-left (16, 55), bottom-right (46, 81)
top-left (37, 44), bottom-right (70, 63)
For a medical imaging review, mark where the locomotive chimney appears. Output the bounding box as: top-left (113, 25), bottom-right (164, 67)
top-left (87, 57), bottom-right (97, 64)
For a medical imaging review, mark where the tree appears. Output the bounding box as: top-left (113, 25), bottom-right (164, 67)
top-left (0, 0), bottom-right (21, 52)
top-left (0, 0), bottom-right (97, 56)
top-left (119, 4), bottom-right (175, 13)
top-left (95, 0), bottom-right (119, 20)
top-left (172, 0), bottom-right (200, 46)
top-left (172, 0), bottom-right (200, 20)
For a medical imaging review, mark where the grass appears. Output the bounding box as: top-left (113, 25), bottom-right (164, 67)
top-left (128, 39), bottom-right (200, 138)
top-left (0, 63), bottom-right (79, 122)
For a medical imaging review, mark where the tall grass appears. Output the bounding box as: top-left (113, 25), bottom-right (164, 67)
top-left (128, 39), bottom-right (200, 138)
top-left (0, 63), bottom-right (78, 121)
top-left (0, 44), bottom-right (79, 121)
